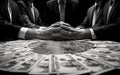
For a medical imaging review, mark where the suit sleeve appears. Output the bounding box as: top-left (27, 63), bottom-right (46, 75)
top-left (0, 13), bottom-right (21, 40)
top-left (80, 16), bottom-right (89, 28)
top-left (93, 14), bottom-right (120, 42)
top-left (34, 7), bottom-right (43, 26)
top-left (17, 1), bottom-right (35, 28)
top-left (78, 7), bottom-right (91, 28)
top-left (17, 1), bottom-right (43, 28)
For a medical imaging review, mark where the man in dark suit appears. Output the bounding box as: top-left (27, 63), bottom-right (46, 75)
top-left (0, 0), bottom-right (61, 40)
top-left (17, 0), bottom-right (43, 28)
top-left (79, 0), bottom-right (107, 28)
top-left (56, 0), bottom-right (120, 42)
top-left (43, 0), bottom-right (85, 27)
top-left (74, 0), bottom-right (107, 40)
top-left (93, 0), bottom-right (120, 41)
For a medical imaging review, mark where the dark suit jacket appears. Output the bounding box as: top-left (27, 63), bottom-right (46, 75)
top-left (0, 0), bottom-right (22, 40)
top-left (92, 0), bottom-right (120, 42)
top-left (43, 0), bottom-right (83, 27)
top-left (17, 0), bottom-right (42, 28)
top-left (80, 5), bottom-right (103, 28)
top-left (34, 0), bottom-right (49, 22)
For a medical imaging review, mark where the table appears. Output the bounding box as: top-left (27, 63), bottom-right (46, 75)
top-left (0, 40), bottom-right (120, 75)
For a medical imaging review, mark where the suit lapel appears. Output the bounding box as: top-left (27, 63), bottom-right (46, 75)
top-left (90, 5), bottom-right (103, 27)
top-left (1, 1), bottom-right (11, 23)
top-left (95, 6), bottom-right (103, 25)
top-left (33, 7), bottom-right (36, 23)
top-left (9, 0), bottom-right (14, 23)
top-left (22, 1), bottom-right (35, 23)
top-left (108, 1), bottom-right (120, 23)
top-left (28, 5), bottom-right (35, 23)
top-left (103, 1), bottom-right (109, 24)
top-left (88, 5), bottom-right (95, 26)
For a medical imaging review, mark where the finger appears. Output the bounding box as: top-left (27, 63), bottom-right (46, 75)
top-left (52, 33), bottom-right (61, 37)
top-left (61, 25), bottom-right (74, 32)
top-left (53, 21), bottom-right (62, 25)
top-left (49, 27), bottom-right (62, 33)
top-left (60, 34), bottom-right (72, 40)
top-left (63, 22), bottom-right (71, 27)
top-left (62, 24), bottom-right (71, 27)
top-left (51, 24), bottom-right (61, 27)
top-left (60, 30), bottom-right (72, 36)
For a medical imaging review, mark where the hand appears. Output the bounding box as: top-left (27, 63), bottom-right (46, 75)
top-left (59, 29), bottom-right (81, 40)
top-left (48, 25), bottom-right (80, 40)
top-left (61, 25), bottom-right (79, 32)
top-left (25, 27), bottom-right (62, 40)
top-left (59, 26), bottom-right (92, 40)
top-left (50, 21), bottom-right (71, 27)
top-left (33, 25), bottom-right (40, 29)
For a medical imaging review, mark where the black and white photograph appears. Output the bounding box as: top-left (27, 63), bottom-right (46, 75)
top-left (0, 0), bottom-right (120, 75)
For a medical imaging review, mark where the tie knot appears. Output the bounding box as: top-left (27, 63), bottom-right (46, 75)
top-left (95, 3), bottom-right (100, 11)
top-left (110, 0), bottom-right (114, 5)
top-left (59, 0), bottom-right (65, 5)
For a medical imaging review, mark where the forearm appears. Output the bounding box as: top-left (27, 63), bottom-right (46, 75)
top-left (24, 27), bottom-right (59, 40)
top-left (75, 29), bottom-right (92, 40)
top-left (0, 23), bottom-right (21, 40)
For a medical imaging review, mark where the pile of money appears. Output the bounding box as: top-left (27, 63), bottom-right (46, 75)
top-left (0, 40), bottom-right (120, 75)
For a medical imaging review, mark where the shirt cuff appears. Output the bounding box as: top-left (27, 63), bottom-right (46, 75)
top-left (75, 27), bottom-right (81, 30)
top-left (89, 28), bottom-right (97, 39)
top-left (39, 26), bottom-right (47, 30)
top-left (18, 27), bottom-right (29, 39)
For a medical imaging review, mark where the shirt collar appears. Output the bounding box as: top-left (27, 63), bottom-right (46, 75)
top-left (94, 3), bottom-right (99, 8)
top-left (58, 0), bottom-right (66, 4)
top-left (110, 0), bottom-right (115, 5)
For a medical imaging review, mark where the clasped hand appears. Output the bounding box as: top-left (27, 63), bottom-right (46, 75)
top-left (48, 21), bottom-right (89, 40)
top-left (33, 21), bottom-right (90, 40)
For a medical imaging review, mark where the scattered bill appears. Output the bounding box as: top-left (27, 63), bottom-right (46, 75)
top-left (82, 50), bottom-right (120, 67)
top-left (10, 54), bottom-right (44, 73)
top-left (72, 54), bottom-right (115, 74)
top-left (52, 54), bottom-right (90, 74)
top-left (29, 55), bottom-right (50, 74)
top-left (0, 51), bottom-right (35, 65)
top-left (0, 53), bottom-right (35, 71)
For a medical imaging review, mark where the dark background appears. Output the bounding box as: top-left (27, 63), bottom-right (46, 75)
top-left (33, 0), bottom-right (95, 24)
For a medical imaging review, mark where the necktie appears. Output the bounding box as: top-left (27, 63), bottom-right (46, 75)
top-left (8, 2), bottom-right (12, 23)
top-left (31, 3), bottom-right (35, 22)
top-left (107, 0), bottom-right (114, 23)
top-left (59, 0), bottom-right (66, 21)
top-left (92, 4), bottom-right (99, 26)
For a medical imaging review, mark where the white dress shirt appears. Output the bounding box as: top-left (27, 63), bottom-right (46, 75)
top-left (18, 3), bottom-right (36, 39)
top-left (107, 0), bottom-right (114, 23)
top-left (8, 1), bottom-right (12, 23)
top-left (31, 3), bottom-right (35, 22)
top-left (90, 0), bottom-right (114, 39)
top-left (18, 27), bottom-right (45, 39)
top-left (58, 0), bottom-right (66, 21)
top-left (90, 3), bottom-right (99, 39)
top-left (92, 3), bottom-right (99, 26)
top-left (18, 27), bottom-right (28, 39)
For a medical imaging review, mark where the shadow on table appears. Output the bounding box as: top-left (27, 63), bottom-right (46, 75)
top-left (0, 70), bottom-right (27, 75)
top-left (0, 69), bottom-right (120, 75)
